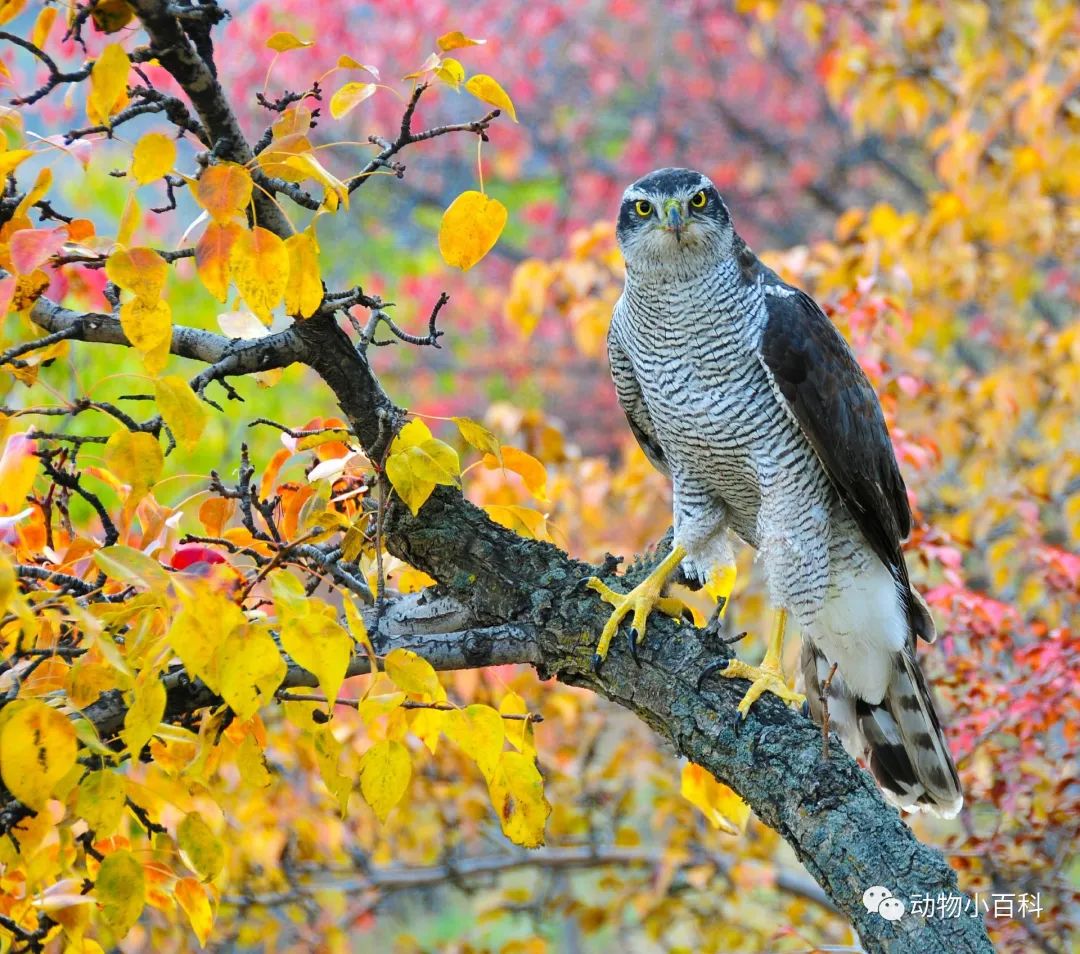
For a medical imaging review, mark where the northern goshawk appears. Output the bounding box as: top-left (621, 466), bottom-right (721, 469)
top-left (589, 167), bottom-right (962, 817)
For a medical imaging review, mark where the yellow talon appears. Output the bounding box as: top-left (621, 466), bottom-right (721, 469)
top-left (715, 609), bottom-right (806, 717)
top-left (587, 545), bottom-right (690, 670)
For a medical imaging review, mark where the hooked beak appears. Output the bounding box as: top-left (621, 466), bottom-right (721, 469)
top-left (662, 198), bottom-right (684, 240)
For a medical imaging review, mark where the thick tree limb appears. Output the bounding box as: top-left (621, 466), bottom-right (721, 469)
top-left (16, 296), bottom-right (993, 952)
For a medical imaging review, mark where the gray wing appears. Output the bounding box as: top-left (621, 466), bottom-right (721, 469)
top-left (752, 266), bottom-right (911, 585)
top-left (607, 330), bottom-right (669, 476)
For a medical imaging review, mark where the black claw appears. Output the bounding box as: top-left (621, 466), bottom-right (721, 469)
top-left (680, 607), bottom-right (695, 625)
top-left (731, 710), bottom-right (746, 732)
top-left (800, 699), bottom-right (811, 718)
top-left (591, 652), bottom-right (603, 675)
top-left (577, 576), bottom-right (597, 592)
top-left (696, 659), bottom-right (728, 692)
top-left (627, 627), bottom-right (640, 665)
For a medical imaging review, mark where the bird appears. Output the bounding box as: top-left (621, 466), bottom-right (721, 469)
top-left (588, 167), bottom-right (962, 817)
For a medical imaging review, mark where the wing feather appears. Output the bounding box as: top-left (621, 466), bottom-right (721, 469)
top-left (607, 326), bottom-right (669, 476)
top-left (754, 273), bottom-right (912, 584)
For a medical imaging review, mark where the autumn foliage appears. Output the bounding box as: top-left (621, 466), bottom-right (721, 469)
top-left (0, 1), bottom-right (1077, 952)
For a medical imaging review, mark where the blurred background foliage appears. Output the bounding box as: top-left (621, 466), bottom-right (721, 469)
top-left (1, 0), bottom-right (1078, 951)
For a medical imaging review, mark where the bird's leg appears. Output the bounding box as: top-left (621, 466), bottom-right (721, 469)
top-left (587, 545), bottom-right (691, 671)
top-left (704, 608), bottom-right (806, 719)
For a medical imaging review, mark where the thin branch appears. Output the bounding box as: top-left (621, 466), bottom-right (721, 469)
top-left (347, 83), bottom-right (500, 194)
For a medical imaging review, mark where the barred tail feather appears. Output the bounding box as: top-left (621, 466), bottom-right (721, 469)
top-left (800, 642), bottom-right (963, 818)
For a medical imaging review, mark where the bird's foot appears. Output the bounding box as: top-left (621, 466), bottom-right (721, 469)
top-left (587, 546), bottom-right (689, 672)
top-left (697, 608), bottom-right (804, 719)
top-left (714, 657), bottom-right (806, 721)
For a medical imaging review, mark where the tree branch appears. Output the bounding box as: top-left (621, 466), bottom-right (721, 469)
top-left (224, 844), bottom-right (834, 914)
top-left (125, 0), bottom-right (291, 235)
top-left (11, 296), bottom-right (993, 953)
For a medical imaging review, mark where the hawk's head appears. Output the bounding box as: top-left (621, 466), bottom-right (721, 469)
top-left (616, 168), bottom-right (733, 275)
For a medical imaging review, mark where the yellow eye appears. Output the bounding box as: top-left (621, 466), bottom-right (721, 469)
top-left (634, 200), bottom-right (653, 217)
top-left (690, 190), bottom-right (708, 209)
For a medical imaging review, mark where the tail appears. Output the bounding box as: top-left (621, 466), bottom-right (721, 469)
top-left (801, 639), bottom-right (963, 818)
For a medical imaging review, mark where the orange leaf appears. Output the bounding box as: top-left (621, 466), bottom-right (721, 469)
top-left (194, 163), bottom-right (253, 224)
top-left (195, 222), bottom-right (243, 302)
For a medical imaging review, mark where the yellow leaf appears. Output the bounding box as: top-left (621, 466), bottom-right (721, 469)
top-left (154, 376), bottom-right (207, 452)
top-left (445, 703), bottom-right (503, 780)
top-left (0, 0), bottom-right (27, 26)
top-left (488, 446), bottom-right (548, 502)
top-left (90, 0), bottom-right (133, 32)
top-left (279, 611), bottom-right (352, 708)
top-left (499, 691), bottom-right (532, 755)
top-left (0, 149), bottom-right (33, 177)
top-left (230, 226), bottom-right (288, 324)
top-left (385, 420), bottom-right (461, 515)
top-left (437, 31), bottom-right (486, 51)
top-left (487, 750), bottom-right (550, 847)
top-left (453, 416), bottom-right (501, 459)
top-left (0, 552), bottom-right (14, 617)
top-left (105, 246), bottom-right (168, 302)
top-left (117, 191), bottom-right (140, 246)
top-left (177, 811), bottom-right (225, 880)
top-left (404, 51), bottom-right (442, 80)
top-left (337, 55), bottom-right (379, 79)
top-left (0, 700), bottom-right (77, 810)
top-left (329, 81), bottom-right (376, 119)
top-left (194, 163), bottom-right (253, 224)
top-left (343, 595), bottom-right (376, 671)
top-left (12, 165), bottom-right (50, 224)
top-left (195, 221), bottom-right (243, 302)
top-left (435, 57), bottom-right (464, 90)
top-left (284, 231), bottom-right (322, 317)
top-left (216, 624), bottom-right (285, 720)
top-left (120, 297), bottom-right (172, 359)
top-left (104, 430), bottom-right (163, 501)
top-left (235, 731), bottom-right (272, 787)
top-left (166, 596), bottom-right (244, 691)
top-left (131, 133), bottom-right (176, 185)
top-left (95, 850), bottom-right (145, 938)
top-left (358, 739), bottom-right (411, 823)
top-left (175, 877), bottom-right (214, 947)
top-left (438, 190), bottom-right (507, 270)
top-left (93, 545), bottom-right (169, 590)
top-left (408, 706), bottom-right (445, 755)
top-left (358, 691), bottom-right (405, 725)
top-left (87, 43), bottom-right (130, 126)
top-left (122, 673), bottom-right (165, 758)
top-left (384, 451), bottom-right (435, 515)
top-left (266, 31), bottom-right (314, 51)
top-left (0, 431), bottom-right (37, 518)
top-left (484, 504), bottom-right (549, 541)
top-left (313, 725), bottom-right (351, 815)
top-left (680, 763), bottom-right (750, 834)
top-left (384, 648), bottom-right (441, 698)
top-left (76, 770), bottom-right (127, 837)
top-left (464, 74), bottom-right (517, 122)
top-left (505, 258), bottom-right (551, 337)
top-left (31, 6), bottom-right (56, 48)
